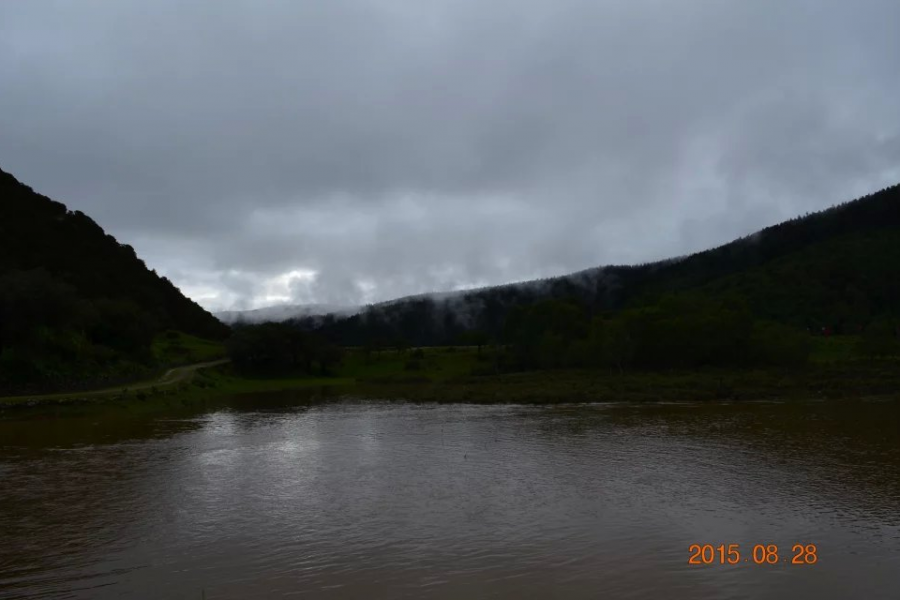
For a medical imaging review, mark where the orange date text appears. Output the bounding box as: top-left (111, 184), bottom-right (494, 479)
top-left (688, 544), bottom-right (818, 565)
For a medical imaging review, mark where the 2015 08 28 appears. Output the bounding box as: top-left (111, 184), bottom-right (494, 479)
top-left (688, 544), bottom-right (818, 565)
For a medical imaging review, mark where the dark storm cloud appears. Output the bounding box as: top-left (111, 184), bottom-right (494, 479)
top-left (1, 0), bottom-right (898, 310)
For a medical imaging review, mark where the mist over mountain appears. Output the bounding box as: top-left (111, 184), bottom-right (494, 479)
top-left (216, 303), bottom-right (358, 325)
top-left (294, 183), bottom-right (900, 346)
top-left (4, 1), bottom-right (898, 312)
top-left (4, 153), bottom-right (898, 391)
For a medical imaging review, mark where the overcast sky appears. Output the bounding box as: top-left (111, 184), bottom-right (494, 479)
top-left (2, 0), bottom-right (899, 311)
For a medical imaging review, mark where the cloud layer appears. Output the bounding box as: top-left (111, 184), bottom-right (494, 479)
top-left (2, 0), bottom-right (899, 310)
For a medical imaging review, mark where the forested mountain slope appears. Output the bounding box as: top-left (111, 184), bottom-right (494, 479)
top-left (301, 183), bottom-right (900, 346)
top-left (0, 166), bottom-right (228, 390)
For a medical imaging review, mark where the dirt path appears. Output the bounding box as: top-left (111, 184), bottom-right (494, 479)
top-left (0, 359), bottom-right (230, 403)
top-left (153, 359), bottom-right (230, 388)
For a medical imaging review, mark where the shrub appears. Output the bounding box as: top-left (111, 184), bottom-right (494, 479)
top-left (750, 321), bottom-right (811, 366)
top-left (857, 318), bottom-right (898, 358)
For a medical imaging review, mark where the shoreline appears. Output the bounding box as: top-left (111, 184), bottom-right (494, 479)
top-left (2, 359), bottom-right (898, 413)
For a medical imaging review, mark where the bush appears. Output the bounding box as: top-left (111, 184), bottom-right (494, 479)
top-left (227, 322), bottom-right (342, 374)
top-left (857, 318), bottom-right (898, 358)
top-left (750, 321), bottom-right (811, 366)
top-left (469, 365), bottom-right (496, 376)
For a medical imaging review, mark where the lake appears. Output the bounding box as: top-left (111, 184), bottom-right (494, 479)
top-left (1, 393), bottom-right (899, 599)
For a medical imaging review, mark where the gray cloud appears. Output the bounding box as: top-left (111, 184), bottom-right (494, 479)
top-left (2, 0), bottom-right (898, 310)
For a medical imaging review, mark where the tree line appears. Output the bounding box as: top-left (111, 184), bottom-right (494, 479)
top-left (485, 294), bottom-right (895, 372)
top-left (500, 295), bottom-right (811, 371)
top-left (226, 322), bottom-right (343, 375)
top-left (299, 182), bottom-right (900, 351)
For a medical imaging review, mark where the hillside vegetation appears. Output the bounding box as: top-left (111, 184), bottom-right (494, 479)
top-left (0, 167), bottom-right (228, 393)
top-left (260, 183), bottom-right (900, 379)
top-left (3, 161), bottom-right (898, 397)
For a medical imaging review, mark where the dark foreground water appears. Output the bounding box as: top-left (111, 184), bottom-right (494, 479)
top-left (1, 394), bottom-right (899, 599)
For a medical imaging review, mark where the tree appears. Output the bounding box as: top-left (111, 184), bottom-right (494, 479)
top-left (857, 318), bottom-right (898, 359)
top-left (502, 299), bottom-right (589, 369)
top-left (749, 321), bottom-right (811, 366)
top-left (316, 342), bottom-right (344, 375)
top-left (458, 330), bottom-right (489, 354)
top-left (88, 298), bottom-right (156, 358)
top-left (601, 318), bottom-right (634, 372)
top-left (226, 323), bottom-right (344, 375)
top-left (0, 269), bottom-right (80, 355)
top-left (227, 323), bottom-right (295, 372)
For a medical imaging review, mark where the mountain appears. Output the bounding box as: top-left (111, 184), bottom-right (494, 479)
top-left (298, 183), bottom-right (900, 346)
top-left (216, 303), bottom-right (359, 325)
top-left (0, 166), bottom-right (228, 390)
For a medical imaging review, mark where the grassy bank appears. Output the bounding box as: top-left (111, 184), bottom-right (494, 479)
top-left (3, 340), bottom-right (898, 411)
top-left (0, 363), bottom-right (351, 410)
top-left (0, 330), bottom-right (227, 400)
top-left (353, 362), bottom-right (900, 403)
top-left (151, 330), bottom-right (228, 366)
top-left (334, 340), bottom-right (897, 402)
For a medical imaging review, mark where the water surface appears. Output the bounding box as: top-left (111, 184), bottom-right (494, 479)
top-left (2, 394), bottom-right (899, 598)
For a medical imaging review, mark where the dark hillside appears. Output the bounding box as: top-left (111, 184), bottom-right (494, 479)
top-left (0, 167), bottom-right (226, 339)
top-left (0, 166), bottom-right (227, 391)
top-left (616, 183), bottom-right (900, 306)
top-left (302, 184), bottom-right (900, 346)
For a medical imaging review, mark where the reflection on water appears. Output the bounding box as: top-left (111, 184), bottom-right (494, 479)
top-left (1, 395), bottom-right (899, 599)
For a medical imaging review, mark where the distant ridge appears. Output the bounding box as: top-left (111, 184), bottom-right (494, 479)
top-left (297, 182), bottom-right (900, 346)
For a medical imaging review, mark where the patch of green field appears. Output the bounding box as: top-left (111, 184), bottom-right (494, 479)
top-left (349, 361), bottom-right (900, 404)
top-left (6, 343), bottom-right (900, 412)
top-left (338, 346), bottom-right (484, 383)
top-left (152, 330), bottom-right (227, 366)
top-left (193, 368), bottom-right (352, 396)
top-left (0, 362), bottom-right (350, 410)
top-left (335, 345), bottom-right (900, 403)
top-left (809, 335), bottom-right (861, 363)
top-left (123, 365), bottom-right (354, 410)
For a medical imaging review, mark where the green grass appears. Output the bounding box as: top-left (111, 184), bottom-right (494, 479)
top-left (194, 368), bottom-right (353, 396)
top-left (0, 362), bottom-right (351, 410)
top-left (333, 345), bottom-right (900, 403)
top-left (0, 346), bottom-right (478, 409)
top-left (0, 331), bottom-right (226, 407)
top-left (340, 346), bottom-right (483, 383)
top-left (5, 342), bottom-right (900, 411)
top-left (152, 330), bottom-right (227, 366)
top-left (810, 335), bottom-right (861, 363)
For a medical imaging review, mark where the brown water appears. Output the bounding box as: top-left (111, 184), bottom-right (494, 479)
top-left (1, 394), bottom-right (899, 599)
